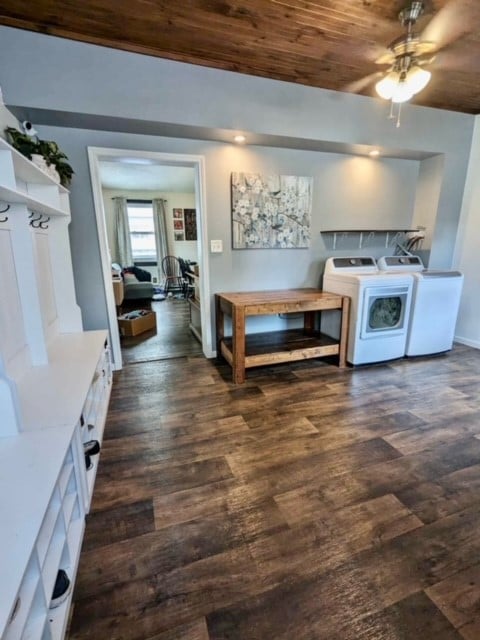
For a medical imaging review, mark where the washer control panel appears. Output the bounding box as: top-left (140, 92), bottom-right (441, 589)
top-left (377, 256), bottom-right (424, 271)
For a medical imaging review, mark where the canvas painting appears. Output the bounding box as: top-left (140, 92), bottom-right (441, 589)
top-left (231, 173), bottom-right (313, 249)
top-left (184, 208), bottom-right (197, 241)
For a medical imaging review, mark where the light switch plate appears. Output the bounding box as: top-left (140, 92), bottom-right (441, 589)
top-left (210, 239), bottom-right (223, 253)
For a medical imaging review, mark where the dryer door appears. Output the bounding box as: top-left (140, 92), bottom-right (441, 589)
top-left (360, 285), bottom-right (410, 339)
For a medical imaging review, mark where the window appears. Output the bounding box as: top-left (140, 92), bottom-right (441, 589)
top-left (127, 201), bottom-right (156, 263)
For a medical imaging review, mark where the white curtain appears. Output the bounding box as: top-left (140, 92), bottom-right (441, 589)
top-left (153, 198), bottom-right (171, 280)
top-left (113, 197), bottom-right (133, 266)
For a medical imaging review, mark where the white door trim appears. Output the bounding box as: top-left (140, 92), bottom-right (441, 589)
top-left (87, 146), bottom-right (212, 369)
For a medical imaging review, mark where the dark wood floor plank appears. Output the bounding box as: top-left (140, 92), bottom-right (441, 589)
top-left (75, 499), bottom-right (287, 600)
top-left (207, 585), bottom-right (462, 640)
top-left (275, 492), bottom-right (423, 543)
top-left (384, 412), bottom-right (480, 456)
top-left (226, 436), bottom-right (401, 481)
top-left (349, 591), bottom-right (462, 640)
top-left (145, 618), bottom-right (210, 640)
top-left (91, 456), bottom-right (234, 510)
top-left (69, 344), bottom-right (480, 640)
top-left (83, 499), bottom-right (155, 550)
top-left (70, 546), bottom-right (264, 639)
top-left (153, 479), bottom-right (241, 530)
top-left (397, 463), bottom-right (480, 524)
top-left (426, 564), bottom-right (480, 639)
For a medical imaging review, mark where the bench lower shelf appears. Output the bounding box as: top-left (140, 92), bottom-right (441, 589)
top-left (220, 329), bottom-right (340, 369)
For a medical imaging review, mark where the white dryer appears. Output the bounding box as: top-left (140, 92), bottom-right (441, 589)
top-left (377, 255), bottom-right (464, 356)
top-left (322, 257), bottom-right (413, 365)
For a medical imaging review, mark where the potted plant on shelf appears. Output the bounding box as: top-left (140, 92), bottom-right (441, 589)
top-left (5, 126), bottom-right (74, 188)
top-left (37, 139), bottom-right (74, 187)
top-left (4, 127), bottom-right (38, 159)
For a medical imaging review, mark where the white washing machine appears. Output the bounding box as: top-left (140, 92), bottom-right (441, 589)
top-left (322, 257), bottom-right (413, 365)
top-left (377, 255), bottom-right (464, 356)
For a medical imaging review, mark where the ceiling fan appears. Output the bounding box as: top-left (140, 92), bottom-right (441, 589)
top-left (350, 0), bottom-right (477, 110)
top-left (375, 1), bottom-right (435, 103)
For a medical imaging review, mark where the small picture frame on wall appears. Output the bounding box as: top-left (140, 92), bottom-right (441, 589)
top-left (174, 219), bottom-right (184, 230)
top-left (174, 231), bottom-right (185, 241)
top-left (184, 208), bottom-right (197, 241)
top-left (173, 208), bottom-right (183, 219)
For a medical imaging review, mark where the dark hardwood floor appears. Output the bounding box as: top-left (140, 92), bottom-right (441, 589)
top-left (120, 297), bottom-right (202, 364)
top-left (69, 344), bottom-right (480, 639)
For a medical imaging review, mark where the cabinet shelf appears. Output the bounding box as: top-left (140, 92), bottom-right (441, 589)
top-left (0, 183), bottom-right (68, 218)
top-left (0, 137), bottom-right (69, 218)
top-left (0, 137), bottom-right (69, 194)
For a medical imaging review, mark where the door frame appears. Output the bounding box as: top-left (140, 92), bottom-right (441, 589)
top-left (87, 146), bottom-right (212, 369)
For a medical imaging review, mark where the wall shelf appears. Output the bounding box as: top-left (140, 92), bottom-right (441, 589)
top-left (320, 228), bottom-right (423, 250)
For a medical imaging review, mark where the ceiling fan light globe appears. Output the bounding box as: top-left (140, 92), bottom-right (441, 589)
top-left (391, 84), bottom-right (414, 103)
top-left (407, 66), bottom-right (431, 94)
top-left (375, 73), bottom-right (398, 100)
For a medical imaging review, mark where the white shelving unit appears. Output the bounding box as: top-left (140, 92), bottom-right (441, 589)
top-left (320, 228), bottom-right (423, 250)
top-left (0, 137), bottom-right (112, 639)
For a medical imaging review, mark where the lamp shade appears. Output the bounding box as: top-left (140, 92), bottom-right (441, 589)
top-left (376, 64), bottom-right (431, 103)
top-left (391, 81), bottom-right (414, 103)
top-left (375, 72), bottom-right (399, 100)
top-left (406, 65), bottom-right (431, 94)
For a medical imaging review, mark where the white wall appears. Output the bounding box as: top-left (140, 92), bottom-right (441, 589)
top-left (453, 116), bottom-right (480, 348)
top-left (412, 155), bottom-right (445, 253)
top-left (102, 189), bottom-right (198, 267)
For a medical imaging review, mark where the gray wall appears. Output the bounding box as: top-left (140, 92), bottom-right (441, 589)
top-left (34, 126), bottom-right (420, 333)
top-left (0, 26), bottom-right (475, 337)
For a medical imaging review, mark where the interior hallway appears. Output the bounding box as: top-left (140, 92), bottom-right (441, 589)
top-left (69, 345), bottom-right (480, 639)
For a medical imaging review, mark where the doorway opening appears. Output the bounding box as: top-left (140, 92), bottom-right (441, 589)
top-left (88, 147), bottom-right (212, 370)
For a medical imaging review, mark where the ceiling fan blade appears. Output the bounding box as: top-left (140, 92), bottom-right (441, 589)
top-left (433, 47), bottom-right (480, 73)
top-left (343, 72), bottom-right (383, 94)
top-left (420, 0), bottom-right (479, 51)
top-left (375, 50), bottom-right (395, 65)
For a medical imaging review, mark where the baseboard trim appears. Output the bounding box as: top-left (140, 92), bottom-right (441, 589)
top-left (454, 336), bottom-right (480, 350)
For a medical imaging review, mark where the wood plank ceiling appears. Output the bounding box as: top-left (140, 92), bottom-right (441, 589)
top-left (1, 0), bottom-right (479, 114)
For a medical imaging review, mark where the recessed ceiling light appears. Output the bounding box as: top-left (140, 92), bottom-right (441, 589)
top-left (369, 149), bottom-right (380, 157)
top-left (234, 135), bottom-right (246, 143)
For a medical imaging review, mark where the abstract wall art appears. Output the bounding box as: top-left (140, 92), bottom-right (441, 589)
top-left (231, 173), bottom-right (313, 249)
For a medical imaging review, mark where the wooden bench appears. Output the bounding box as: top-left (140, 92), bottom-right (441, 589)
top-left (215, 288), bottom-right (350, 383)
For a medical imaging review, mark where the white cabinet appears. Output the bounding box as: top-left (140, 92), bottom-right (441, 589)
top-left (0, 428), bottom-right (86, 640)
top-left (0, 137), bottom-right (112, 639)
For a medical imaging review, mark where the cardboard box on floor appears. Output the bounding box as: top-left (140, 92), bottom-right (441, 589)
top-left (118, 310), bottom-right (156, 337)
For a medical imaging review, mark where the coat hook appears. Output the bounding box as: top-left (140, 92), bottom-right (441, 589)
top-left (29, 212), bottom-right (43, 228)
top-left (39, 216), bottom-right (50, 229)
top-left (0, 203), bottom-right (9, 222)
